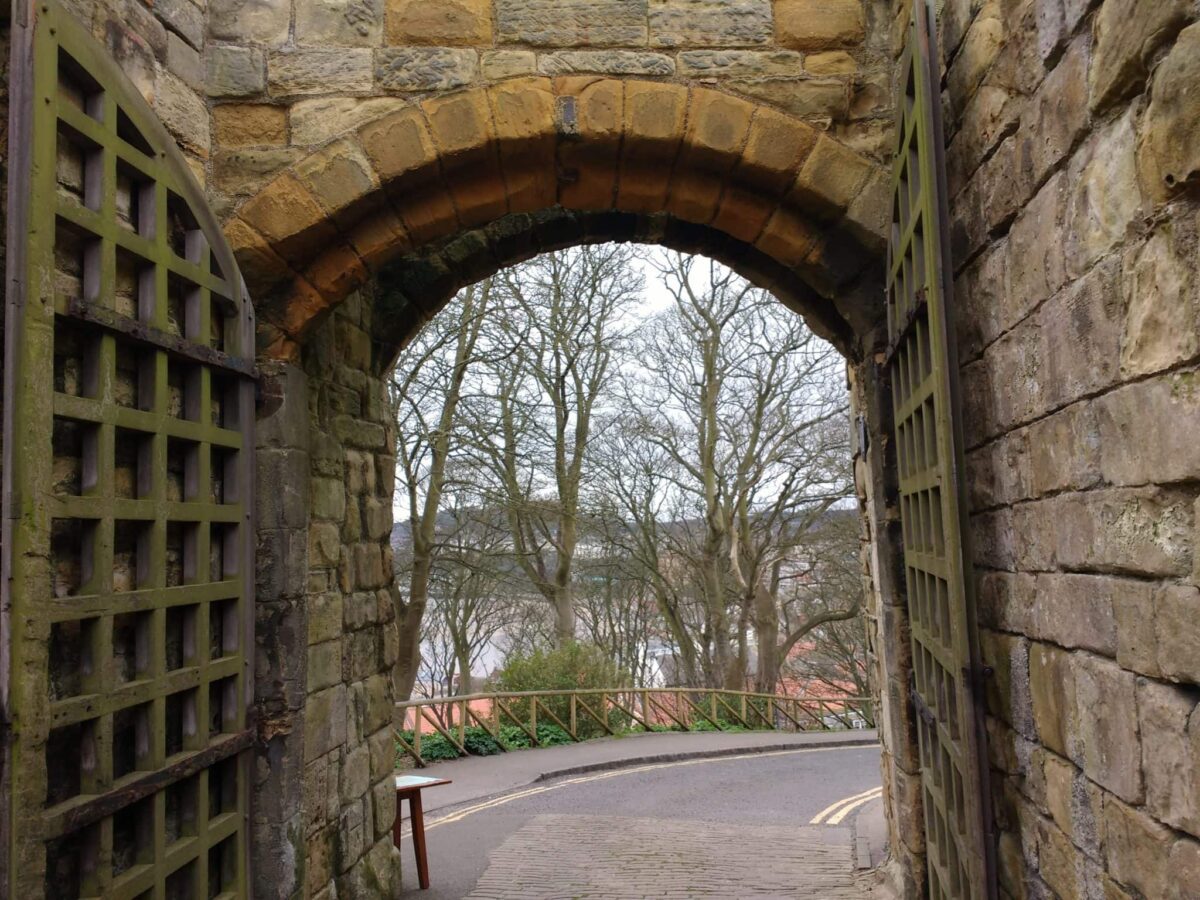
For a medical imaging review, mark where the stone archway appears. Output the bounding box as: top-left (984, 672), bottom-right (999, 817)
top-left (230, 79), bottom-right (913, 899)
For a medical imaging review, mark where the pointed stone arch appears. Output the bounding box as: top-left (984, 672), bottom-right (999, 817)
top-left (223, 78), bottom-right (890, 359)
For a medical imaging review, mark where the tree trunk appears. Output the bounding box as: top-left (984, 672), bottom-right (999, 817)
top-left (392, 558), bottom-right (431, 701)
top-left (753, 584), bottom-right (781, 694)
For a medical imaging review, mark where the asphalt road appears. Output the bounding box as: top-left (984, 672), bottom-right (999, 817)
top-left (398, 744), bottom-right (884, 899)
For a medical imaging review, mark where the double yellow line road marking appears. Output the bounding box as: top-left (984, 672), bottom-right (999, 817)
top-left (395, 743), bottom-right (882, 839)
top-left (808, 786), bottom-right (883, 825)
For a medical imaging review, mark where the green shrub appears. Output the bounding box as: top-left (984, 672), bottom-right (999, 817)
top-left (461, 726), bottom-right (504, 756)
top-left (494, 642), bottom-right (630, 739)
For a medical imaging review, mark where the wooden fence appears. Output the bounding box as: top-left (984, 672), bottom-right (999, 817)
top-left (393, 688), bottom-right (873, 767)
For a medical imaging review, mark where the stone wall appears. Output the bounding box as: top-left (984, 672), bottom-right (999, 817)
top-left (255, 288), bottom-right (401, 899)
top-left (203, 0), bottom-right (894, 219)
top-left (928, 0), bottom-right (1200, 895)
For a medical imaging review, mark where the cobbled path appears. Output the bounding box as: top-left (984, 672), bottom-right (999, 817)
top-left (466, 814), bottom-right (866, 899)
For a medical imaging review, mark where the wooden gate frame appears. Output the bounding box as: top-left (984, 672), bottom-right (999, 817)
top-left (2, 3), bottom-right (257, 896)
top-left (886, 2), bottom-right (997, 898)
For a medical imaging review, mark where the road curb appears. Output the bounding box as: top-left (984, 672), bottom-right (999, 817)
top-left (531, 734), bottom-right (881, 783)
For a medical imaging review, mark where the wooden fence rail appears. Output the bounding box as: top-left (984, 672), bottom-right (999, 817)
top-left (393, 688), bottom-right (873, 768)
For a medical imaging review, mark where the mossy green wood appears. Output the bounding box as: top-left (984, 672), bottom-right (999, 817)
top-left (886, 3), bottom-right (995, 899)
top-left (2, 3), bottom-right (256, 897)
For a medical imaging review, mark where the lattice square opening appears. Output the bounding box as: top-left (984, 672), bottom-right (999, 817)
top-left (165, 775), bottom-right (200, 846)
top-left (53, 417), bottom-right (95, 497)
top-left (51, 517), bottom-right (95, 598)
top-left (115, 340), bottom-right (153, 410)
top-left (112, 702), bottom-right (151, 780)
top-left (212, 447), bottom-right (237, 505)
top-left (113, 796), bottom-right (153, 876)
top-left (209, 677), bottom-right (237, 737)
top-left (208, 756), bottom-right (238, 817)
top-left (115, 160), bottom-right (154, 237)
top-left (45, 720), bottom-right (89, 806)
top-left (54, 217), bottom-right (95, 304)
top-left (112, 520), bottom-right (149, 592)
top-left (115, 246), bottom-right (154, 321)
top-left (56, 121), bottom-right (99, 212)
top-left (167, 361), bottom-right (202, 421)
top-left (113, 611), bottom-right (150, 684)
top-left (44, 823), bottom-right (97, 900)
top-left (57, 48), bottom-right (103, 120)
top-left (165, 860), bottom-right (196, 900)
top-left (165, 688), bottom-right (198, 757)
top-left (210, 373), bottom-right (239, 430)
top-left (208, 834), bottom-right (239, 897)
top-left (54, 320), bottom-right (99, 398)
top-left (166, 522), bottom-right (197, 588)
top-left (209, 599), bottom-right (237, 660)
top-left (166, 273), bottom-right (199, 339)
top-left (116, 105), bottom-right (153, 157)
top-left (210, 524), bottom-right (239, 583)
top-left (166, 437), bottom-right (199, 502)
top-left (165, 605), bottom-right (198, 672)
top-left (50, 618), bottom-right (93, 701)
top-left (114, 428), bottom-right (150, 500)
top-left (166, 190), bottom-right (200, 262)
top-left (210, 300), bottom-right (229, 353)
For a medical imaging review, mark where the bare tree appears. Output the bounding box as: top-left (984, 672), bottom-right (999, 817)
top-left (390, 281), bottom-right (491, 700)
top-left (461, 245), bottom-right (644, 646)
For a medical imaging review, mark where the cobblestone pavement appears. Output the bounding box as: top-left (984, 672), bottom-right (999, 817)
top-left (466, 814), bottom-right (866, 899)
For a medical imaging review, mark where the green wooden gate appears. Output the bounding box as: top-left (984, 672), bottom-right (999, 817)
top-left (2, 3), bottom-right (256, 896)
top-left (887, 3), bottom-right (995, 898)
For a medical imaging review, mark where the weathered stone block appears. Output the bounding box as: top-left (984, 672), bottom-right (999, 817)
top-left (775, 0), bottom-right (865, 50)
top-left (211, 0), bottom-right (291, 44)
top-left (214, 147), bottom-right (303, 197)
top-left (1156, 584), bottom-right (1200, 685)
top-left (358, 107), bottom-right (438, 184)
top-left (1089, 0), bottom-right (1191, 112)
top-left (1104, 795), bottom-right (1176, 898)
top-left (1032, 574), bottom-right (1117, 657)
top-left (1029, 641), bottom-right (1076, 758)
top-left (308, 640), bottom-right (343, 691)
top-left (340, 744), bottom-right (371, 805)
top-left (1027, 402), bottom-right (1100, 497)
top-left (1112, 578), bottom-right (1159, 678)
top-left (309, 592), bottom-right (345, 645)
top-left (337, 801), bottom-right (366, 874)
top-left (207, 46), bottom-right (266, 99)
top-left (538, 51), bottom-right (675, 76)
top-left (1121, 217), bottom-right (1200, 379)
top-left (166, 32), bottom-right (202, 90)
top-left (154, 0), bottom-right (205, 49)
top-left (806, 50), bottom-right (857, 74)
top-left (1073, 654), bottom-right (1143, 803)
top-left (152, 72), bottom-right (210, 157)
top-left (375, 48), bottom-right (479, 92)
top-left (791, 133), bottom-right (874, 219)
top-left (728, 77), bottom-right (848, 120)
top-left (1139, 23), bottom-right (1200, 201)
top-left (497, 0), bottom-right (649, 47)
top-left (1065, 110), bottom-right (1143, 279)
top-left (388, 0), bottom-right (493, 45)
top-left (305, 686), bottom-right (349, 762)
top-left (649, 0), bottom-right (773, 47)
top-left (1023, 33), bottom-right (1089, 186)
top-left (1138, 678), bottom-right (1200, 838)
top-left (944, 0), bottom-right (1003, 123)
top-left (214, 103), bottom-right (289, 148)
top-left (1049, 488), bottom-right (1194, 578)
top-left (482, 50), bottom-right (538, 79)
top-left (1096, 374), bottom-right (1200, 487)
top-left (312, 477), bottom-right (348, 522)
top-left (677, 49), bottom-right (804, 77)
top-left (1039, 258), bottom-right (1124, 413)
top-left (296, 0), bottom-right (384, 46)
top-left (269, 50), bottom-right (374, 97)
top-left (296, 139), bottom-right (379, 218)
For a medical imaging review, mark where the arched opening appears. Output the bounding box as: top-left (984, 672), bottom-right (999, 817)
top-left (237, 80), bottom-right (915, 898)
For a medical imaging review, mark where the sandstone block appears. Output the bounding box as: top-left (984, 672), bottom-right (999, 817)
top-left (296, 139), bottom-right (379, 217)
top-left (1139, 23), bottom-right (1200, 202)
top-left (305, 686), bottom-right (349, 762)
top-left (737, 107), bottom-right (818, 193)
top-left (340, 744), bottom-right (371, 805)
top-left (1170, 839), bottom-right (1200, 899)
top-left (1029, 641), bottom-right (1076, 758)
top-left (309, 592), bottom-right (345, 645)
top-left (269, 50), bottom-right (374, 97)
top-left (152, 72), bottom-right (210, 157)
top-left (207, 46), bottom-right (266, 99)
top-left (1005, 172), bottom-right (1066, 331)
top-left (1156, 584), bottom-right (1200, 685)
top-left (1089, 0), bottom-right (1191, 112)
top-left (211, 0), bottom-right (291, 44)
top-left (166, 32), bottom-right (202, 90)
top-left (1120, 217), bottom-right (1200, 379)
top-left (497, 0), bottom-right (649, 47)
top-left (371, 778), bottom-right (396, 839)
top-left (538, 51), bottom-right (674, 76)
top-left (806, 50), bottom-right (857, 74)
top-left (1074, 653), bottom-right (1143, 803)
top-left (296, 0), bottom-right (384, 46)
top-left (1039, 257), bottom-right (1124, 412)
top-left (1050, 488), bottom-right (1194, 578)
top-left (1096, 374), bottom-right (1200, 487)
top-left (1065, 110), bottom-right (1143, 279)
top-left (214, 147), bottom-right (302, 197)
top-left (728, 77), bottom-right (848, 120)
top-left (308, 522), bottom-right (342, 568)
top-left (375, 48), bottom-right (479, 92)
top-left (358, 107), bottom-right (437, 183)
top-left (944, 0), bottom-right (1003, 122)
top-left (388, 0), bottom-right (492, 45)
top-left (677, 49), bottom-right (804, 78)
top-left (289, 97), bottom-right (406, 147)
top-left (482, 50), bottom-right (538, 79)
top-left (791, 133), bottom-right (874, 220)
top-left (1104, 795), bottom-right (1176, 898)
top-left (154, 0), bottom-right (205, 49)
top-left (1023, 33), bottom-right (1089, 187)
top-left (649, 0), bottom-right (772, 48)
top-left (312, 477), bottom-right (348, 522)
top-left (1027, 402), bottom-right (1100, 498)
top-left (214, 104), bottom-right (288, 148)
top-left (618, 82), bottom-right (689, 211)
top-left (1032, 574), bottom-right (1117, 657)
top-left (1138, 678), bottom-right (1200, 838)
top-left (308, 640), bottom-right (343, 691)
top-left (337, 801), bottom-right (366, 874)
top-left (775, 0), bottom-right (865, 50)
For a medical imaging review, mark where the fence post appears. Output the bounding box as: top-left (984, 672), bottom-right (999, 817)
top-left (414, 706), bottom-right (422, 759)
top-left (570, 694), bottom-right (577, 739)
top-left (767, 696), bottom-right (774, 730)
top-left (459, 699), bottom-right (467, 745)
top-left (740, 693), bottom-right (747, 724)
top-left (642, 689), bottom-right (650, 729)
top-left (677, 690), bottom-right (685, 730)
top-left (530, 696), bottom-right (538, 736)
top-left (602, 692), bottom-right (609, 730)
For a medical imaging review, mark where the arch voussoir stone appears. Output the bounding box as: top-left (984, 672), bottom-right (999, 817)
top-left (224, 77), bottom-right (890, 353)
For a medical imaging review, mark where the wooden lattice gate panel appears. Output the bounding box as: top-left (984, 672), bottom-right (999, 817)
top-left (886, 3), bottom-right (995, 899)
top-left (2, 3), bottom-right (256, 897)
